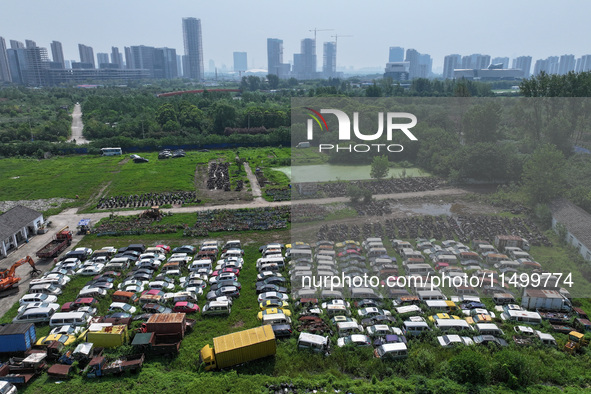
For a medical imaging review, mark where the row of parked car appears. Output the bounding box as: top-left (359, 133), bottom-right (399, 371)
top-left (12, 240), bottom-right (247, 343)
top-left (273, 237), bottom-right (574, 360)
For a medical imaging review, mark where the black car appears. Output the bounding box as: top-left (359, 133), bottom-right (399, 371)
top-left (106, 312), bottom-right (132, 319)
top-left (361, 315), bottom-right (396, 327)
top-left (210, 280), bottom-right (242, 292)
top-left (256, 284), bottom-right (287, 294)
top-left (206, 286), bottom-right (240, 300)
top-left (272, 324), bottom-right (293, 339)
top-left (255, 277), bottom-right (287, 290)
top-left (133, 157), bottom-right (149, 163)
top-left (172, 245), bottom-right (197, 254)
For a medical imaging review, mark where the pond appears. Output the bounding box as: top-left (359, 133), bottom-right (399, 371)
top-left (275, 164), bottom-right (429, 183)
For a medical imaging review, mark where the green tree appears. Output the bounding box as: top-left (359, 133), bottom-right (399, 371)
top-left (462, 102), bottom-right (502, 143)
top-left (347, 184), bottom-right (364, 203)
top-left (370, 155), bottom-right (389, 180)
top-left (522, 143), bottom-right (566, 204)
top-left (267, 74), bottom-right (279, 90)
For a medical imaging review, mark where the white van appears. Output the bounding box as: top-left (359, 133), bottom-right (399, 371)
top-left (105, 257), bottom-right (131, 271)
top-left (164, 291), bottom-right (199, 304)
top-left (375, 343), bottom-right (408, 360)
top-left (189, 260), bottom-right (212, 272)
top-left (29, 278), bottom-right (67, 289)
top-left (50, 311), bottom-right (92, 327)
top-left (350, 287), bottom-right (379, 299)
top-left (435, 319), bottom-right (472, 332)
top-left (297, 332), bottom-right (329, 353)
top-left (261, 313), bottom-right (291, 326)
top-left (257, 256), bottom-right (285, 270)
top-left (29, 283), bottom-right (62, 296)
top-left (405, 264), bottom-right (435, 275)
top-left (337, 321), bottom-right (364, 337)
top-left (417, 290), bottom-right (446, 301)
top-left (475, 323), bottom-right (504, 336)
top-left (501, 310), bottom-right (542, 325)
top-left (13, 307), bottom-right (55, 324)
top-left (403, 321), bottom-right (430, 336)
top-left (202, 300), bottom-right (231, 316)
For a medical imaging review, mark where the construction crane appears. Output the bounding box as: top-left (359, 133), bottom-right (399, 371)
top-left (0, 256), bottom-right (40, 291)
top-left (309, 28), bottom-right (334, 42)
top-left (331, 34), bottom-right (353, 46)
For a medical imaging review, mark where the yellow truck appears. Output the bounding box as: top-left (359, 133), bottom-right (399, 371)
top-left (86, 325), bottom-right (129, 348)
top-left (200, 325), bottom-right (276, 370)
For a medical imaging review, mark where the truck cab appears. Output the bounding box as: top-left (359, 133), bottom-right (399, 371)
top-left (199, 344), bottom-right (217, 370)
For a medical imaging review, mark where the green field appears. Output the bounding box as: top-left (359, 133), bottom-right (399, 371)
top-left (0, 147), bottom-right (297, 213)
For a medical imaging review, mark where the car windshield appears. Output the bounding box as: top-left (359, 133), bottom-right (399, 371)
top-left (157, 306), bottom-right (165, 312)
top-left (122, 304), bottom-right (131, 311)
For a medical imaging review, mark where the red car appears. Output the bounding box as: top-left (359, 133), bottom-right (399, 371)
top-left (173, 301), bottom-right (200, 313)
top-left (61, 297), bottom-right (97, 312)
top-left (141, 289), bottom-right (165, 297)
top-left (157, 244), bottom-right (171, 253)
top-left (221, 267), bottom-right (240, 276)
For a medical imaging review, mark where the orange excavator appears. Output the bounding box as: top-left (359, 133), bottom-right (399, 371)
top-left (0, 256), bottom-right (41, 291)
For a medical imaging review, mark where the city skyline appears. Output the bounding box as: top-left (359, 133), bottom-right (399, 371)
top-left (0, 0), bottom-right (589, 73)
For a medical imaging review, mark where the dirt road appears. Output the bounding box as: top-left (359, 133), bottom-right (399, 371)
top-left (68, 103), bottom-right (88, 144)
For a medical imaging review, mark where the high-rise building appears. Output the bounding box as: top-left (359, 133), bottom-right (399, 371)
top-left (267, 38), bottom-right (290, 78)
top-left (534, 56), bottom-right (559, 75)
top-left (78, 44), bottom-right (95, 68)
top-left (558, 54), bottom-right (575, 75)
top-left (512, 56), bottom-right (532, 78)
top-left (443, 54), bottom-right (461, 79)
top-left (576, 55), bottom-right (591, 73)
top-left (176, 54), bottom-right (182, 77)
top-left (124, 47), bottom-right (132, 69)
top-left (111, 47), bottom-right (123, 68)
top-left (10, 40), bottom-right (24, 49)
top-left (97, 53), bottom-right (110, 67)
top-left (50, 41), bottom-right (65, 69)
top-left (0, 37), bottom-right (11, 82)
top-left (159, 47), bottom-right (178, 79)
top-left (462, 54), bottom-right (490, 70)
top-left (6, 48), bottom-right (26, 84)
top-left (442, 54), bottom-right (461, 79)
top-left (491, 57), bottom-right (509, 69)
top-left (25, 40), bottom-right (36, 49)
top-left (405, 49), bottom-right (420, 79)
top-left (233, 52), bottom-right (247, 72)
top-left (323, 42), bottom-right (336, 78)
top-left (24, 44), bottom-right (49, 86)
top-left (389, 47), bottom-right (404, 62)
top-left (292, 38), bottom-right (317, 80)
top-left (419, 54), bottom-right (432, 78)
top-left (182, 17), bottom-right (204, 80)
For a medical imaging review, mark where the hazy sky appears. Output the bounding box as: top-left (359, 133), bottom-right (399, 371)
top-left (2, 0), bottom-right (589, 72)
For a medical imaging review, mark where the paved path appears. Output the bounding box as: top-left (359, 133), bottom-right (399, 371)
top-left (0, 186), bottom-right (468, 317)
top-left (68, 103), bottom-right (89, 144)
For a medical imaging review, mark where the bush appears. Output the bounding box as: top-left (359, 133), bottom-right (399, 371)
top-left (491, 350), bottom-right (538, 389)
top-left (446, 350), bottom-right (489, 385)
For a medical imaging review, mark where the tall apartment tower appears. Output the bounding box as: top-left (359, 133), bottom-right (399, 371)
top-left (0, 37), bottom-right (11, 82)
top-left (267, 38), bottom-right (283, 77)
top-left (443, 54), bottom-right (461, 79)
top-left (558, 54), bottom-right (575, 75)
top-left (182, 17), bottom-right (204, 80)
top-left (323, 41), bottom-right (337, 77)
top-left (233, 52), bottom-right (247, 72)
top-left (78, 44), bottom-right (95, 68)
top-left (512, 56), bottom-right (532, 78)
top-left (389, 47), bottom-right (404, 62)
top-left (96, 53), bottom-right (110, 67)
top-left (111, 47), bottom-right (123, 68)
top-left (50, 41), bottom-right (65, 69)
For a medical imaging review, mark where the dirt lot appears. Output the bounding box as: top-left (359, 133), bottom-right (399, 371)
top-left (194, 162), bottom-right (253, 204)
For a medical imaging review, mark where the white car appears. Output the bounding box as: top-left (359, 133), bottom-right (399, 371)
top-left (78, 286), bottom-right (107, 298)
top-left (108, 302), bottom-right (137, 314)
top-left (337, 334), bottom-right (372, 348)
top-left (49, 325), bottom-right (84, 336)
top-left (321, 299), bottom-right (350, 309)
top-left (17, 302), bottom-right (60, 315)
top-left (42, 272), bottom-right (71, 284)
top-left (437, 334), bottom-right (474, 347)
top-left (77, 306), bottom-right (98, 316)
top-left (76, 264), bottom-right (105, 276)
top-left (148, 281), bottom-right (175, 291)
top-left (20, 293), bottom-right (58, 305)
top-left (257, 291), bottom-right (289, 303)
top-left (118, 279), bottom-right (147, 290)
top-left (139, 253), bottom-right (166, 262)
top-left (365, 324), bottom-right (393, 337)
top-left (358, 307), bottom-right (391, 317)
